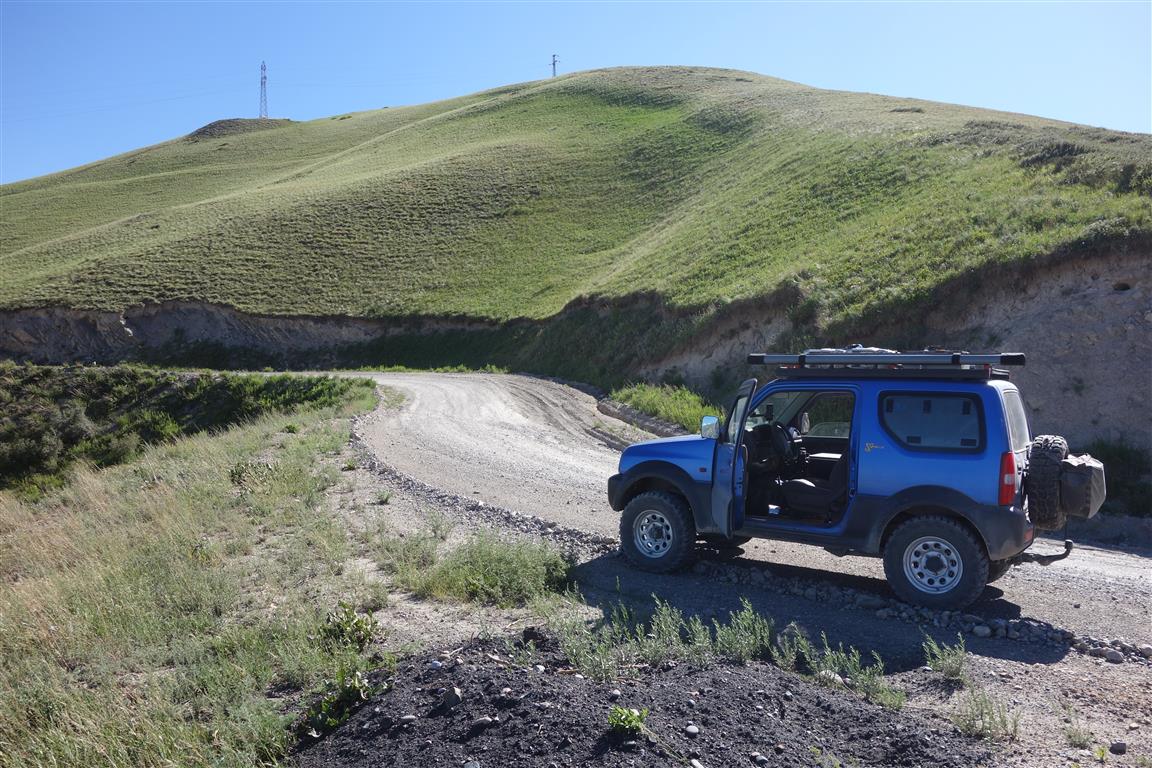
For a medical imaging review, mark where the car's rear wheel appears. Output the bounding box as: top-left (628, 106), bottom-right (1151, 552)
top-left (620, 491), bottom-right (694, 572)
top-left (986, 559), bottom-right (1013, 583)
top-left (883, 516), bottom-right (989, 609)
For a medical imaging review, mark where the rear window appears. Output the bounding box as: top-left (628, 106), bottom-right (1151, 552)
top-left (1002, 389), bottom-right (1031, 452)
top-left (879, 392), bottom-right (984, 452)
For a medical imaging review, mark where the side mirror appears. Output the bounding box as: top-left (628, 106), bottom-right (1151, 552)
top-left (700, 415), bottom-right (720, 440)
top-left (800, 412), bottom-right (811, 435)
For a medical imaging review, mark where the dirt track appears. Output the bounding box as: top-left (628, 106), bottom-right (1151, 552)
top-left (358, 372), bottom-right (1151, 646)
top-left (350, 371), bottom-right (1152, 765)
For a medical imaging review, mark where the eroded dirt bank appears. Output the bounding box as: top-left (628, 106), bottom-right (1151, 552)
top-left (0, 250), bottom-right (1148, 451)
top-left (646, 250), bottom-right (1152, 452)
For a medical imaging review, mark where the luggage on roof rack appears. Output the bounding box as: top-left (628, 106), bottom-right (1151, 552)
top-left (745, 345), bottom-right (1025, 380)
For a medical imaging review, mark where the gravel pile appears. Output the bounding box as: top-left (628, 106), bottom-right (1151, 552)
top-left (296, 631), bottom-right (993, 768)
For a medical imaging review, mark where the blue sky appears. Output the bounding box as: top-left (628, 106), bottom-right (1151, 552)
top-left (1, 1), bottom-right (1149, 183)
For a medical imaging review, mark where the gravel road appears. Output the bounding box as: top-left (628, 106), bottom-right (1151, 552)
top-left (359, 372), bottom-right (1152, 646)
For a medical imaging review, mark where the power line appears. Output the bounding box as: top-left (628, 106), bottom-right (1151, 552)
top-left (259, 61), bottom-right (268, 118)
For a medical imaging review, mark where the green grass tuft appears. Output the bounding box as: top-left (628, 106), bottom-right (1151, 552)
top-left (922, 633), bottom-right (969, 684)
top-left (610, 383), bottom-right (721, 432)
top-left (406, 533), bottom-right (571, 607)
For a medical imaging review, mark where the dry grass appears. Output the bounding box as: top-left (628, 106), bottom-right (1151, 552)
top-left (0, 390), bottom-right (377, 766)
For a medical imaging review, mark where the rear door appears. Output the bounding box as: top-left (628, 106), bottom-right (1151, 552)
top-left (710, 379), bottom-right (757, 535)
top-left (1001, 387), bottom-right (1031, 505)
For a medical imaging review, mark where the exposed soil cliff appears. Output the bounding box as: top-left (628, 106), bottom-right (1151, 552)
top-left (644, 250), bottom-right (1151, 451)
top-left (0, 251), bottom-right (1147, 452)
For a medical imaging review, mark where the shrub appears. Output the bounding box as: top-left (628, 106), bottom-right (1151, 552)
top-left (299, 665), bottom-right (382, 738)
top-left (953, 689), bottom-right (1020, 741)
top-left (607, 705), bottom-right (648, 737)
top-left (411, 534), bottom-right (570, 607)
top-left (321, 601), bottom-right (379, 652)
top-left (713, 598), bottom-right (774, 663)
top-left (811, 634), bottom-right (905, 709)
top-left (923, 633), bottom-right (968, 683)
top-left (770, 623), bottom-right (812, 671)
top-left (373, 532), bottom-right (439, 577)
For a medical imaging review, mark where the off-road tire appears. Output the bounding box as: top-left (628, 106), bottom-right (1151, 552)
top-left (620, 491), bottom-right (695, 573)
top-left (986, 559), bottom-right (1013, 584)
top-left (1027, 434), bottom-right (1068, 531)
top-left (882, 515), bottom-right (990, 609)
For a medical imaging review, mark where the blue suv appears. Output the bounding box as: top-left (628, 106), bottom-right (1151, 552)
top-left (607, 348), bottom-right (1106, 608)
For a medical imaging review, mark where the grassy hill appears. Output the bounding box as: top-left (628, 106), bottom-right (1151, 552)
top-left (2, 67), bottom-right (1149, 333)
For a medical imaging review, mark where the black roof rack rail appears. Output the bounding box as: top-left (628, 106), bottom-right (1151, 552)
top-left (745, 348), bottom-right (1024, 381)
top-left (768, 366), bottom-right (1014, 381)
top-left (746, 351), bottom-right (1025, 367)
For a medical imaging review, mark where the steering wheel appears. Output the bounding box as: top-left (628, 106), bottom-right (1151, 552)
top-left (769, 423), bottom-right (800, 467)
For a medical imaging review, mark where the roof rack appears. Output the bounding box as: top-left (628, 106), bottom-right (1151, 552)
top-left (746, 346), bottom-right (1025, 381)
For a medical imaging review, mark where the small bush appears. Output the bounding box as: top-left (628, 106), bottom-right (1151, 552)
top-left (299, 665), bottom-right (381, 738)
top-left (411, 534), bottom-right (570, 607)
top-left (607, 705), bottom-right (648, 737)
top-left (373, 532), bottom-right (438, 577)
top-left (1063, 703), bottom-right (1092, 748)
top-left (812, 634), bottom-right (904, 709)
top-left (953, 689), bottom-right (1020, 741)
top-left (321, 601), bottom-right (378, 652)
top-left (923, 633), bottom-right (968, 683)
top-left (635, 598), bottom-right (691, 666)
top-left (713, 598), bottom-right (774, 663)
top-left (770, 623), bottom-right (812, 671)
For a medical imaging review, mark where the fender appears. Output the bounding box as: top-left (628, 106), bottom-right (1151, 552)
top-left (608, 461), bottom-right (715, 534)
top-left (850, 485), bottom-right (1032, 560)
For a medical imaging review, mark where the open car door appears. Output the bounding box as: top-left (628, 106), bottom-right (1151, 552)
top-left (709, 378), bottom-right (758, 537)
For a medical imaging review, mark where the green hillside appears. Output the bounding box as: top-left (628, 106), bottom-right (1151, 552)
top-left (2, 66), bottom-right (1149, 331)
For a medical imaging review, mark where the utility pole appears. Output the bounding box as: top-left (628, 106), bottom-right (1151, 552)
top-left (259, 61), bottom-right (268, 118)
top-left (551, 54), bottom-right (559, 78)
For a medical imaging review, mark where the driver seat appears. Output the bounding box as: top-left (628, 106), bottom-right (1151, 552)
top-left (781, 454), bottom-right (849, 518)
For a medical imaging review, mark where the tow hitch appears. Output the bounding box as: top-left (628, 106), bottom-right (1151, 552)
top-left (1015, 539), bottom-right (1074, 566)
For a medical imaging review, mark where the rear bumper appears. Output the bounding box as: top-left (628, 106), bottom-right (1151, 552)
top-left (974, 504), bottom-right (1035, 561)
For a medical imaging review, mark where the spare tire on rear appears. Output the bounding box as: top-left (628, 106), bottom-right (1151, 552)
top-left (1027, 434), bottom-right (1068, 530)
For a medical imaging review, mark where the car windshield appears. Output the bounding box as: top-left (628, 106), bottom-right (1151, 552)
top-left (746, 391), bottom-right (806, 428)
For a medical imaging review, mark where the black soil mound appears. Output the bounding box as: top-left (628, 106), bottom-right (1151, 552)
top-left (187, 118), bottom-right (293, 140)
top-left (296, 631), bottom-right (992, 768)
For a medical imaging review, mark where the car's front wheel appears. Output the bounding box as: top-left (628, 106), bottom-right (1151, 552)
top-left (882, 516), bottom-right (989, 609)
top-left (620, 491), bottom-right (694, 573)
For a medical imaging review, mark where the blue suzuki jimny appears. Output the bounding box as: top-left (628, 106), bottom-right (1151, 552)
top-left (607, 348), bottom-right (1106, 608)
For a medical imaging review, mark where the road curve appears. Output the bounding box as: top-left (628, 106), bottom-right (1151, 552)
top-left (358, 372), bottom-right (1152, 643)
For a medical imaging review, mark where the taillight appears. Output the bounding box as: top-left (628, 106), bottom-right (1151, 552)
top-left (998, 452), bottom-right (1017, 506)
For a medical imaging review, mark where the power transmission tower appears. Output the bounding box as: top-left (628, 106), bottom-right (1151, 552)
top-left (259, 61), bottom-right (268, 118)
top-left (551, 54), bottom-right (559, 77)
